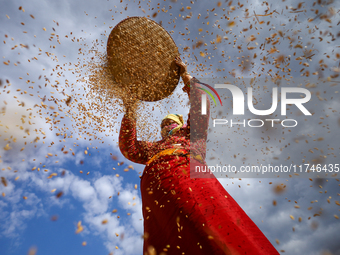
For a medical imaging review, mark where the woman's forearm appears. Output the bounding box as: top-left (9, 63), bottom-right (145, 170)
top-left (188, 77), bottom-right (210, 141)
top-left (181, 73), bottom-right (192, 98)
top-left (119, 114), bottom-right (150, 164)
top-left (182, 73), bottom-right (192, 87)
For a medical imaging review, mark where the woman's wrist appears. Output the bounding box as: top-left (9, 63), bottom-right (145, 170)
top-left (182, 73), bottom-right (192, 87)
top-left (181, 71), bottom-right (190, 78)
top-left (125, 105), bottom-right (136, 120)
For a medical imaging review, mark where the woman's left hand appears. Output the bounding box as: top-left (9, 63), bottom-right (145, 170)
top-left (175, 56), bottom-right (187, 76)
top-left (175, 56), bottom-right (191, 96)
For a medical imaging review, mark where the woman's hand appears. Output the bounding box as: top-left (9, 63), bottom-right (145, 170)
top-left (121, 92), bottom-right (138, 119)
top-left (175, 56), bottom-right (188, 76)
top-left (175, 56), bottom-right (191, 97)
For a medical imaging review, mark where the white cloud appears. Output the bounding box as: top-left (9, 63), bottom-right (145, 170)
top-left (0, 188), bottom-right (45, 239)
top-left (94, 175), bottom-right (120, 200)
top-left (118, 188), bottom-right (143, 233)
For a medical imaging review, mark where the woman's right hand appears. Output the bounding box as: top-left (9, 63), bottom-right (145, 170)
top-left (121, 92), bottom-right (137, 118)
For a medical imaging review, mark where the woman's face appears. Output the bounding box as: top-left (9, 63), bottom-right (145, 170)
top-left (161, 119), bottom-right (178, 139)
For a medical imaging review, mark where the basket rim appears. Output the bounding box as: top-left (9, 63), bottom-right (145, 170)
top-left (106, 16), bottom-right (178, 54)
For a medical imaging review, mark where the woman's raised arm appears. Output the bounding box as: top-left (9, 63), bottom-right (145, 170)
top-left (174, 57), bottom-right (210, 141)
top-left (119, 103), bottom-right (152, 165)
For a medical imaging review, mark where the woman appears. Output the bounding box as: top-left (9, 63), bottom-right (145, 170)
top-left (119, 57), bottom-right (279, 255)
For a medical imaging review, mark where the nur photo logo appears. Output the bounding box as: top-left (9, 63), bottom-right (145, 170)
top-left (197, 79), bottom-right (312, 128)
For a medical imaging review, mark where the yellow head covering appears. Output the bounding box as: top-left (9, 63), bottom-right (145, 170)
top-left (162, 114), bottom-right (184, 135)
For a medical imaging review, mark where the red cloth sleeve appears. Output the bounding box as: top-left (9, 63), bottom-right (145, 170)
top-left (119, 114), bottom-right (153, 164)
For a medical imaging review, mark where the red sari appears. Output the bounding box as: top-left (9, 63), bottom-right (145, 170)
top-left (119, 80), bottom-right (279, 255)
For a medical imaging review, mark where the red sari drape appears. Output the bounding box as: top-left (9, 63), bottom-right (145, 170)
top-left (119, 79), bottom-right (279, 255)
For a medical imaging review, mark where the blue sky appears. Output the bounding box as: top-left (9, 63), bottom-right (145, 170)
top-left (1, 0), bottom-right (340, 254)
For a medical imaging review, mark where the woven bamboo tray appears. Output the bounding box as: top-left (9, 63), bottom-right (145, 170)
top-left (107, 17), bottom-right (180, 101)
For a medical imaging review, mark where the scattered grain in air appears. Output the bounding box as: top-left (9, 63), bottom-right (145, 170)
top-left (6, 15), bottom-right (10, 19)
top-left (334, 215), bottom-right (339, 219)
top-left (298, 217), bottom-right (302, 222)
top-left (84, 150), bottom-right (88, 155)
top-left (79, 170), bottom-right (83, 174)
top-left (134, 184), bottom-right (138, 189)
top-left (290, 215), bottom-right (295, 220)
top-left (43, 27), bottom-right (46, 31)
top-left (116, 174), bottom-right (119, 177)
top-left (1, 177), bottom-right (8, 187)
top-left (115, 246), bottom-right (119, 249)
top-left (51, 215), bottom-right (58, 221)
top-left (76, 221), bottom-right (84, 234)
top-left (4, 144), bottom-right (12, 150)
top-left (82, 241), bottom-right (87, 246)
top-left (112, 209), bottom-right (118, 213)
top-left (275, 239), bottom-right (280, 244)
top-left (23, 196), bottom-right (27, 200)
top-left (15, 176), bottom-right (19, 181)
top-left (208, 235), bottom-right (214, 240)
top-left (87, 172), bottom-right (90, 175)
top-left (102, 219), bottom-right (108, 224)
top-left (47, 153), bottom-right (53, 156)
top-left (294, 205), bottom-right (300, 209)
top-left (216, 35), bottom-right (222, 43)
top-left (228, 21), bottom-right (235, 27)
top-left (51, 189), bottom-right (56, 193)
top-left (2, 193), bottom-right (5, 197)
top-left (47, 173), bottom-right (57, 179)
top-left (56, 191), bottom-right (63, 198)
top-left (27, 247), bottom-right (37, 255)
